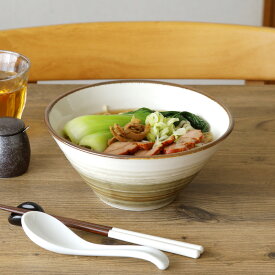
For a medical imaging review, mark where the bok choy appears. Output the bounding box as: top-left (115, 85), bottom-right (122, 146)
top-left (79, 131), bottom-right (113, 152)
top-left (64, 114), bottom-right (132, 144)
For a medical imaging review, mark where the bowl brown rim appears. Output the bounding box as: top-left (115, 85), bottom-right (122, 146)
top-left (44, 80), bottom-right (234, 160)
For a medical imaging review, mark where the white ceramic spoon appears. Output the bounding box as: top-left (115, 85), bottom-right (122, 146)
top-left (21, 211), bottom-right (169, 270)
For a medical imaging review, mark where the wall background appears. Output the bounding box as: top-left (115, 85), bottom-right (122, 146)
top-left (0, 0), bottom-right (264, 84)
top-left (0, 0), bottom-right (264, 30)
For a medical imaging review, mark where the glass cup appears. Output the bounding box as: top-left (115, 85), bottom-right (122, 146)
top-left (0, 50), bottom-right (30, 118)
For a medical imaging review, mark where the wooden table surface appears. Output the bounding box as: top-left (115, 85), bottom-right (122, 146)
top-left (1, 84), bottom-right (275, 275)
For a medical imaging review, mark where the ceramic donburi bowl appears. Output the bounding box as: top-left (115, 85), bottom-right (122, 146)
top-left (45, 80), bottom-right (233, 211)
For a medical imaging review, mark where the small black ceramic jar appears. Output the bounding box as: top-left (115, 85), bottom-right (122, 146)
top-left (0, 117), bottom-right (31, 178)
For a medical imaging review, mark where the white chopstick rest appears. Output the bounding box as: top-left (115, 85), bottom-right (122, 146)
top-left (108, 228), bottom-right (203, 259)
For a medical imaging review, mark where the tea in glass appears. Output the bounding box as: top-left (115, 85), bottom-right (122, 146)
top-left (0, 51), bottom-right (30, 118)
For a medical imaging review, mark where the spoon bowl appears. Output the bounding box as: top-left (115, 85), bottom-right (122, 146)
top-left (21, 211), bottom-right (169, 270)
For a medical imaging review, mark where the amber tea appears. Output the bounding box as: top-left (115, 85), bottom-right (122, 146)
top-left (0, 51), bottom-right (30, 119)
top-left (0, 71), bottom-right (27, 118)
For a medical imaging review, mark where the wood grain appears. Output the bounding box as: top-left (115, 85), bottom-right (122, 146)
top-left (1, 22), bottom-right (275, 82)
top-left (1, 84), bottom-right (275, 274)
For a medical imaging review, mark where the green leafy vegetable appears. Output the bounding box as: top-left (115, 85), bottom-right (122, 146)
top-left (123, 107), bottom-right (154, 123)
top-left (125, 108), bottom-right (210, 132)
top-left (79, 131), bottom-right (113, 152)
top-left (179, 111), bottom-right (210, 132)
top-left (64, 114), bottom-right (132, 144)
top-left (159, 111), bottom-right (187, 126)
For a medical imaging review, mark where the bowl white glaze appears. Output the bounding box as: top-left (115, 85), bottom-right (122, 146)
top-left (45, 80), bottom-right (233, 211)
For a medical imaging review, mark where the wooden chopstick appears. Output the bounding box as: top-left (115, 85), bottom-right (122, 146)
top-left (0, 204), bottom-right (111, 236)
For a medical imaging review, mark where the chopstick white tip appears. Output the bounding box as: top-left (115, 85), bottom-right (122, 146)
top-left (109, 228), bottom-right (203, 259)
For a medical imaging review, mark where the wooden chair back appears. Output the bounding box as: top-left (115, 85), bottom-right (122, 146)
top-left (1, 22), bottom-right (275, 82)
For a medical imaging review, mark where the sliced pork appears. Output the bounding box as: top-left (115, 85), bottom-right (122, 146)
top-left (163, 142), bottom-right (195, 154)
top-left (164, 130), bottom-right (203, 154)
top-left (104, 130), bottom-right (204, 156)
top-left (161, 135), bottom-right (175, 146)
top-left (104, 142), bottom-right (139, 155)
top-left (134, 137), bottom-right (174, 156)
top-left (178, 129), bottom-right (203, 143)
top-left (136, 141), bottom-right (154, 150)
top-left (134, 144), bottom-right (163, 156)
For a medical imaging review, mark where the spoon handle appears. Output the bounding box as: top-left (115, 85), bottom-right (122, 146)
top-left (62, 246), bottom-right (169, 270)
